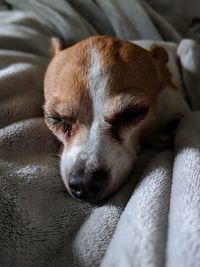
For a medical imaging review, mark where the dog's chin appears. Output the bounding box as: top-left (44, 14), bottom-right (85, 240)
top-left (99, 178), bottom-right (129, 202)
top-left (97, 163), bottom-right (138, 203)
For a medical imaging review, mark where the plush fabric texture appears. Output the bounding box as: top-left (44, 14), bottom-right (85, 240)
top-left (0, 1), bottom-right (200, 267)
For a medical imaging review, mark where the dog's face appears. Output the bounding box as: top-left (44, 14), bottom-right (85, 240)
top-left (44, 36), bottom-right (167, 202)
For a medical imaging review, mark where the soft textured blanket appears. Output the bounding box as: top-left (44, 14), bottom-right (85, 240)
top-left (0, 1), bottom-right (200, 267)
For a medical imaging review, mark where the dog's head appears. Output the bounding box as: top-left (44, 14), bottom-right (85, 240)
top-left (44, 36), bottom-right (168, 202)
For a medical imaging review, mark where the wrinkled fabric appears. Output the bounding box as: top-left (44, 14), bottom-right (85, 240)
top-left (0, 1), bottom-right (200, 267)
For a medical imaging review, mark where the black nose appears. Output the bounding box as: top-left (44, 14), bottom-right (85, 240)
top-left (68, 169), bottom-right (107, 201)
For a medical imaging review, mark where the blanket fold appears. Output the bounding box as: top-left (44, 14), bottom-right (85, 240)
top-left (0, 1), bottom-right (200, 266)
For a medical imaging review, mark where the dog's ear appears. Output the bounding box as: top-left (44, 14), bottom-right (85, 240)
top-left (51, 37), bottom-right (62, 57)
top-left (149, 45), bottom-right (172, 90)
top-left (50, 37), bottom-right (69, 57)
top-left (149, 45), bottom-right (168, 65)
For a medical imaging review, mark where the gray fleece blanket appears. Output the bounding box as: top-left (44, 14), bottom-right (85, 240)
top-left (1, 1), bottom-right (200, 267)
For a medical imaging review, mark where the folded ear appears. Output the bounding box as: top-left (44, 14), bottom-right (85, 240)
top-left (149, 45), bottom-right (172, 90)
top-left (149, 45), bottom-right (169, 65)
top-left (50, 37), bottom-right (69, 57)
top-left (50, 37), bottom-right (62, 57)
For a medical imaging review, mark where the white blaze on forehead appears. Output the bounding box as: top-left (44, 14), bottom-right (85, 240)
top-left (88, 45), bottom-right (109, 115)
top-left (86, 45), bottom-right (138, 165)
top-left (59, 51), bottom-right (140, 199)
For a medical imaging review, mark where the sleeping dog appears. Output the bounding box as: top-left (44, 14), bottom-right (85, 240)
top-left (43, 36), bottom-right (189, 202)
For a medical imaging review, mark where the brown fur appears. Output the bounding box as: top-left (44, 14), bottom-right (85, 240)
top-left (44, 35), bottom-right (169, 147)
top-left (43, 35), bottom-right (173, 201)
top-left (149, 44), bottom-right (175, 90)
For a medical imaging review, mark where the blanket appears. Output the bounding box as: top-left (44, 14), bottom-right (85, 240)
top-left (0, 1), bottom-right (200, 266)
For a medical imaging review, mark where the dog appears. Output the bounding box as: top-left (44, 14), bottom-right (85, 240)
top-left (43, 36), bottom-right (190, 202)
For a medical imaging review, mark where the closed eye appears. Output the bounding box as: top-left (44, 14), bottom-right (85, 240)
top-left (105, 104), bottom-right (149, 142)
top-left (106, 105), bottom-right (149, 127)
top-left (44, 114), bottom-right (75, 136)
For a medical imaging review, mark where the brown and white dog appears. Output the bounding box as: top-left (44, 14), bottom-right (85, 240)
top-left (43, 36), bottom-right (189, 202)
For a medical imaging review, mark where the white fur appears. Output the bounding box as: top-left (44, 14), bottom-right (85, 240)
top-left (88, 46), bottom-right (108, 115)
top-left (59, 41), bottom-right (192, 200)
top-left (60, 145), bottom-right (83, 189)
top-left (60, 47), bottom-right (138, 197)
